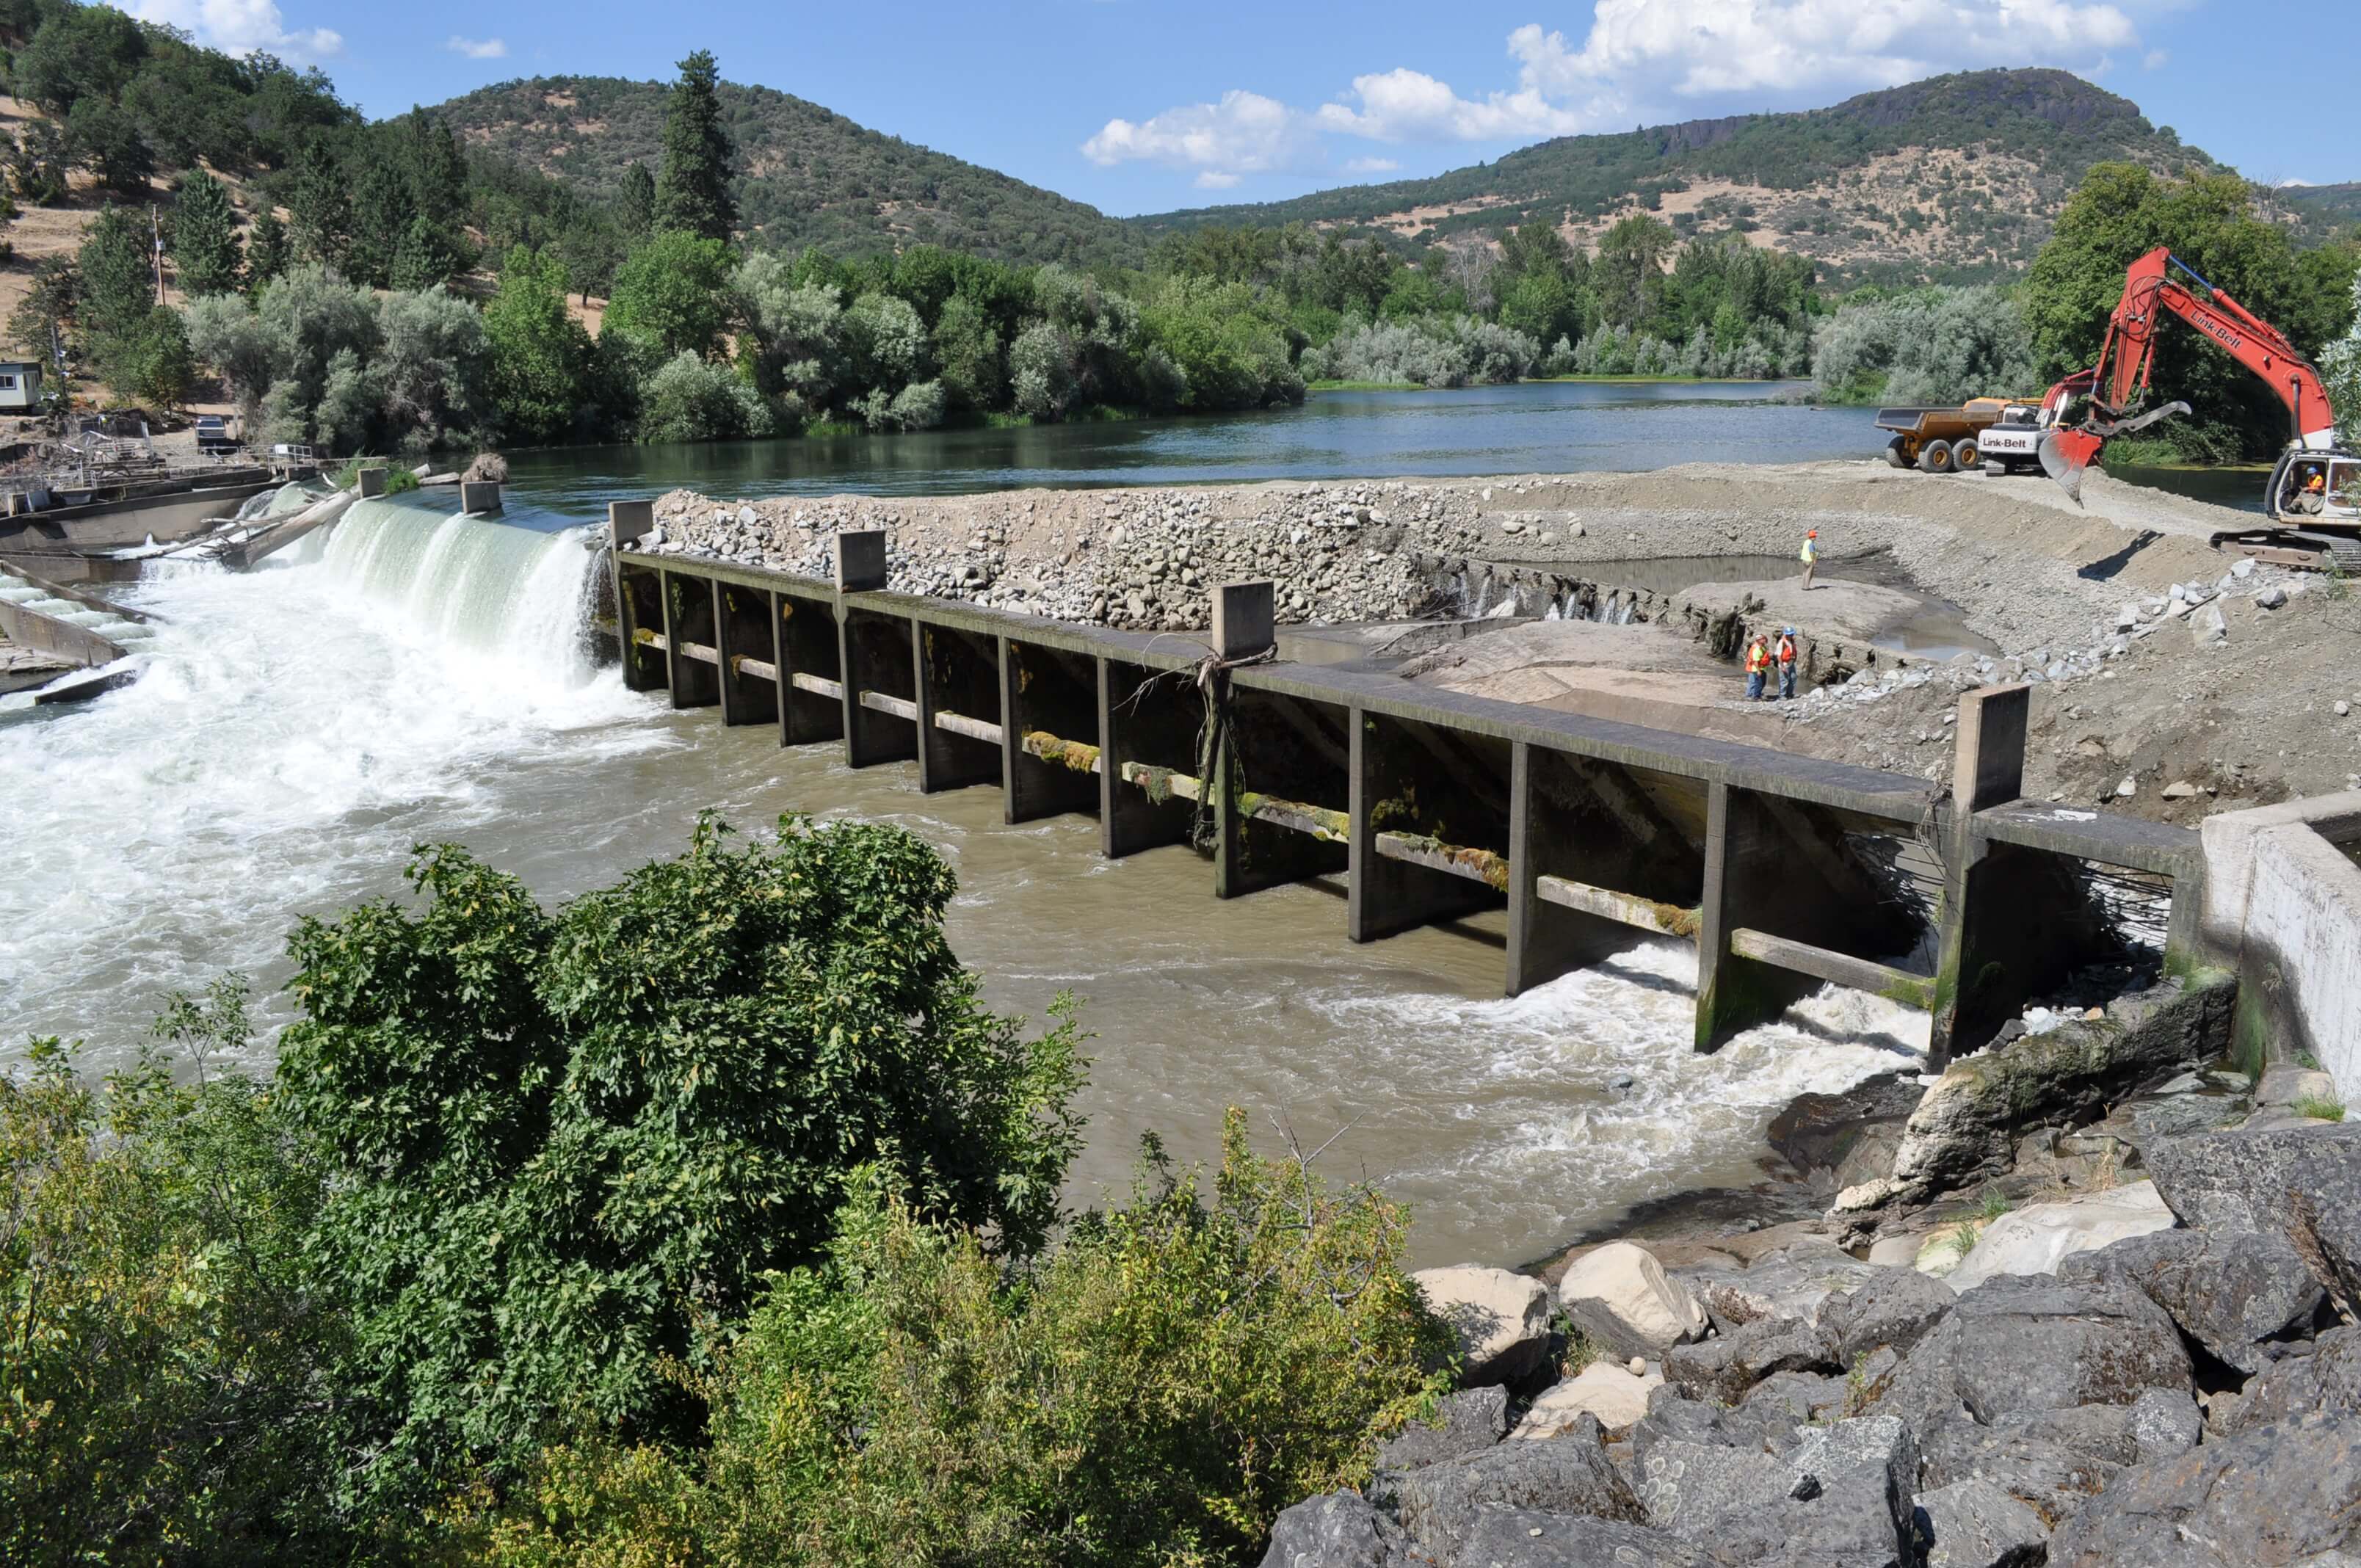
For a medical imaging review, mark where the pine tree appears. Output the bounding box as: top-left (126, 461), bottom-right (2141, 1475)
top-left (391, 214), bottom-right (465, 291)
top-left (405, 111), bottom-right (469, 215)
top-left (77, 205), bottom-right (157, 393)
top-left (247, 210), bottom-right (291, 291)
top-left (620, 161), bottom-right (656, 240)
top-left (652, 51), bottom-right (736, 242)
top-left (346, 150), bottom-right (410, 288)
top-left (288, 147), bottom-right (352, 271)
top-left (171, 170), bottom-right (244, 296)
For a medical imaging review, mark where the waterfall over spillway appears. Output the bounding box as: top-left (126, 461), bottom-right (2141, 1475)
top-left (317, 496), bottom-right (603, 683)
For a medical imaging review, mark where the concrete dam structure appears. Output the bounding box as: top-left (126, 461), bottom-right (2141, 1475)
top-left (603, 499), bottom-right (2203, 1068)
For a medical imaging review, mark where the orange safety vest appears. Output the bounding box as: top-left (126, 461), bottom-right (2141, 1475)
top-left (1746, 642), bottom-right (1770, 673)
top-left (1777, 635), bottom-right (1796, 665)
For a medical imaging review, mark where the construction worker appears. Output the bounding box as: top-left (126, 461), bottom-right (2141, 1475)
top-left (2296, 468), bottom-right (2327, 516)
top-left (1776, 626), bottom-right (1799, 700)
top-left (1744, 634), bottom-right (1771, 701)
top-left (1799, 529), bottom-right (1819, 590)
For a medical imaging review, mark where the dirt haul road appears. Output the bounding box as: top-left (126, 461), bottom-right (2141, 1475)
top-left (635, 460), bottom-right (2356, 824)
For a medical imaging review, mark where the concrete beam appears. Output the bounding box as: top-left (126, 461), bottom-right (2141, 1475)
top-left (1350, 706), bottom-right (1504, 942)
top-left (714, 580), bottom-right (777, 727)
top-left (834, 529), bottom-right (888, 592)
top-left (915, 622), bottom-right (1001, 794)
top-left (776, 592), bottom-right (844, 747)
top-left (612, 559), bottom-right (665, 694)
top-left (1001, 639), bottom-right (1100, 824)
top-left (659, 570), bottom-right (719, 711)
top-left (841, 609), bottom-right (917, 769)
top-left (1099, 656), bottom-right (1195, 859)
top-left (1214, 581), bottom-right (1274, 661)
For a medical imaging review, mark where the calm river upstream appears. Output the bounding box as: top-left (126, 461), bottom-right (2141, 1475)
top-left (6, 382), bottom-right (2092, 1267)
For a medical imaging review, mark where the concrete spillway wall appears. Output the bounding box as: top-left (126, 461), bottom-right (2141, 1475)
top-left (2202, 796), bottom-right (2361, 1090)
top-left (606, 502), bottom-right (2209, 1067)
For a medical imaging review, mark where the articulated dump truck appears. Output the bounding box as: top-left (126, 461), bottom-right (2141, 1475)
top-left (1874, 396), bottom-right (2048, 476)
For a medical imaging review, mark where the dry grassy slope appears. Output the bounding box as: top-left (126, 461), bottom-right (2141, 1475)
top-left (1140, 68), bottom-right (2224, 286)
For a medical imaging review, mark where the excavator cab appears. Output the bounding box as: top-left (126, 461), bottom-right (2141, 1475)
top-left (2268, 451), bottom-right (2361, 523)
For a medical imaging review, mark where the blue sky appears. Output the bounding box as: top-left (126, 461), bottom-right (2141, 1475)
top-left (128, 0), bottom-right (2346, 216)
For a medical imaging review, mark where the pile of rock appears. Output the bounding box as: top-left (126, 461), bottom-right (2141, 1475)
top-left (1266, 1111), bottom-right (2361, 1567)
top-left (618, 482), bottom-right (1522, 631)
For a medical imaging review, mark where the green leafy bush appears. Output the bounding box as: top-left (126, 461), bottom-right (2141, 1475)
top-left (277, 816), bottom-right (1087, 1506)
top-left (1, 984), bottom-right (352, 1565)
top-left (468, 1111), bottom-right (1449, 1567)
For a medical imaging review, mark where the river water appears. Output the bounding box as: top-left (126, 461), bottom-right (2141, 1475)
top-left (7, 384), bottom-right (1962, 1267)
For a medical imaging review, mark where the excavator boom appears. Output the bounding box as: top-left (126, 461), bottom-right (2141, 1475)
top-left (2039, 247), bottom-right (2341, 503)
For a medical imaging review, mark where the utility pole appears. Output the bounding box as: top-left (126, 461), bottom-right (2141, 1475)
top-left (150, 205), bottom-right (165, 303)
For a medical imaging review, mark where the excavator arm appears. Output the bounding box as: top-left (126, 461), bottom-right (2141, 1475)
top-left (2039, 247), bottom-right (2340, 501)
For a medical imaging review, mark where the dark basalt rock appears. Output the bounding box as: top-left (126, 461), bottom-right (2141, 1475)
top-left (1453, 1509), bottom-right (1711, 1567)
top-left (2044, 1415), bottom-right (2361, 1567)
top-left (2061, 1226), bottom-right (2328, 1374)
top-left (1876, 1272), bottom-right (2191, 1432)
top-left (1258, 1492), bottom-right (1406, 1568)
top-left (1366, 1413), bottom-right (1645, 1559)
top-left (2146, 1122), bottom-right (2361, 1313)
top-left (1373, 1385), bottom-right (1509, 1473)
top-left (1820, 1266), bottom-right (1961, 1362)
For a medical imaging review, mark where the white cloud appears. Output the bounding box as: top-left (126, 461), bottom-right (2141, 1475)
top-left (1086, 1), bottom-right (2154, 187)
top-left (1344, 157), bottom-right (1401, 174)
top-left (446, 35), bottom-right (507, 60)
top-left (126, 0), bottom-right (342, 61)
top-left (1081, 90), bottom-right (1319, 179)
top-left (1194, 170), bottom-right (1241, 189)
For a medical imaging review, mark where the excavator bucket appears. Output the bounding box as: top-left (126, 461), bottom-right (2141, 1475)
top-left (2039, 401), bottom-right (2191, 506)
top-left (2039, 428), bottom-right (2105, 505)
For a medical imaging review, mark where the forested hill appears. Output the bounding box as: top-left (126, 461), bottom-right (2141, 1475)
top-left (429, 75), bottom-right (1139, 268)
top-left (1134, 69), bottom-right (2226, 286)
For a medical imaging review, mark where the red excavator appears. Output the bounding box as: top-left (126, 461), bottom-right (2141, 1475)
top-left (2039, 245), bottom-right (2358, 570)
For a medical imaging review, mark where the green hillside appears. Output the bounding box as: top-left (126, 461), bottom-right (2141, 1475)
top-left (429, 74), bottom-right (1138, 268)
top-left (1134, 69), bottom-right (2227, 285)
top-left (2283, 182), bottom-right (2361, 239)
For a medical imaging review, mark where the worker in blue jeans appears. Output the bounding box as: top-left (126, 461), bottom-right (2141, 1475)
top-left (1777, 628), bottom-right (1799, 700)
top-left (1744, 635), bottom-right (1770, 700)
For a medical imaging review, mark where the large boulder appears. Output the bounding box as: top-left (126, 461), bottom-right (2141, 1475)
top-left (2146, 1122), bottom-right (2361, 1310)
top-left (1833, 976), bottom-right (2233, 1221)
top-left (1413, 1265), bottom-right (1553, 1387)
top-left (1367, 1414), bottom-right (1645, 1559)
top-left (1877, 1272), bottom-right (2191, 1432)
top-left (1819, 1266), bottom-right (1959, 1362)
top-left (1453, 1509), bottom-right (1711, 1567)
top-left (1513, 1361), bottom-right (1660, 1439)
top-left (1258, 1492), bottom-right (1405, 1568)
top-left (1912, 1478), bottom-right (2050, 1568)
top-left (1678, 1240), bottom-right (1880, 1329)
top-left (2061, 1226), bottom-right (2328, 1374)
top-left (1915, 1388), bottom-right (2196, 1525)
top-left (1942, 1181), bottom-right (2177, 1293)
top-left (2045, 1416), bottom-right (2361, 1566)
top-left (2221, 1324), bottom-right (2361, 1434)
top-left (1639, 1415), bottom-right (1921, 1568)
top-left (1556, 1242), bottom-right (1707, 1361)
top-left (1374, 1385), bottom-right (1509, 1472)
top-left (1664, 1314), bottom-right (1837, 1407)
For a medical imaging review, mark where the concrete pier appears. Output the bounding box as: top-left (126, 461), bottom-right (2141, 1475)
top-left (606, 537), bottom-right (2208, 1055)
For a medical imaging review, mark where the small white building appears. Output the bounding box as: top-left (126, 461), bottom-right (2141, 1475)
top-left (0, 360), bottom-right (44, 411)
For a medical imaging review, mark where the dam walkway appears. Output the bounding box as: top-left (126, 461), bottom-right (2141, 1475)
top-left (604, 501), bottom-right (2200, 1068)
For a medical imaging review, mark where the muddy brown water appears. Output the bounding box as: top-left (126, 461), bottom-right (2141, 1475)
top-left (0, 502), bottom-right (1935, 1268)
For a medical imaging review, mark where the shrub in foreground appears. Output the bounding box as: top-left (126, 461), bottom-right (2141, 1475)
top-left (278, 814), bottom-right (1087, 1508)
top-left (468, 1111), bottom-right (1450, 1567)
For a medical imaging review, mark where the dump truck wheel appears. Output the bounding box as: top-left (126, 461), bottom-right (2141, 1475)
top-left (1885, 435), bottom-right (1913, 469)
top-left (1954, 438), bottom-right (1979, 469)
top-left (1919, 440), bottom-right (1955, 474)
